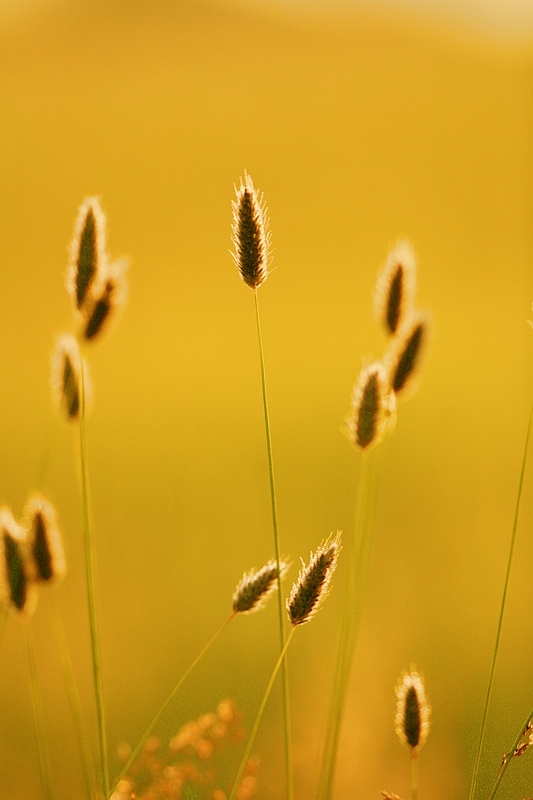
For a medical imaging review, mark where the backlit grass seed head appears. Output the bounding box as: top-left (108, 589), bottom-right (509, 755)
top-left (374, 241), bottom-right (417, 336)
top-left (232, 559), bottom-right (289, 614)
top-left (24, 495), bottom-right (66, 584)
top-left (67, 196), bottom-right (108, 311)
top-left (82, 258), bottom-right (128, 342)
top-left (51, 333), bottom-right (92, 420)
top-left (346, 362), bottom-right (396, 450)
top-left (231, 172), bottom-right (271, 289)
top-left (0, 508), bottom-right (36, 615)
top-left (385, 311), bottom-right (429, 397)
top-left (287, 533), bottom-right (341, 626)
top-left (395, 670), bottom-right (431, 752)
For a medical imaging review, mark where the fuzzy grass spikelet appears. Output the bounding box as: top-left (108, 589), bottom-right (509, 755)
top-left (395, 670), bottom-right (431, 751)
top-left (346, 362), bottom-right (396, 450)
top-left (375, 241), bottom-right (417, 336)
top-left (51, 333), bottom-right (91, 420)
top-left (287, 534), bottom-right (340, 626)
top-left (0, 508), bottom-right (36, 614)
top-left (231, 173), bottom-right (271, 289)
top-left (386, 312), bottom-right (429, 396)
top-left (83, 258), bottom-right (128, 341)
top-left (233, 559), bottom-right (289, 614)
top-left (25, 495), bottom-right (66, 584)
top-left (67, 196), bottom-right (108, 311)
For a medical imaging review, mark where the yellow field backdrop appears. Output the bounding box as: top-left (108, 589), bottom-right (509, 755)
top-left (0, 1), bottom-right (532, 798)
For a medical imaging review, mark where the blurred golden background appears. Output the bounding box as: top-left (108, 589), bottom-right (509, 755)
top-left (0, 0), bottom-right (532, 798)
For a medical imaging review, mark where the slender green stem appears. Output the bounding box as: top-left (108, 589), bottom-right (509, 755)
top-left (254, 289), bottom-right (293, 800)
top-left (411, 751), bottom-right (418, 800)
top-left (486, 710), bottom-right (533, 800)
top-left (317, 449), bottom-right (377, 800)
top-left (78, 342), bottom-right (109, 800)
top-left (468, 402), bottom-right (533, 800)
top-left (22, 616), bottom-right (55, 800)
top-left (110, 613), bottom-right (234, 797)
top-left (229, 627), bottom-right (296, 800)
top-left (35, 417), bottom-right (61, 492)
top-left (47, 590), bottom-right (97, 800)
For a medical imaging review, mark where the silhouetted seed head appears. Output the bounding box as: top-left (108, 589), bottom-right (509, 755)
top-left (83, 258), bottom-right (128, 342)
top-left (395, 670), bottom-right (431, 752)
top-left (232, 559), bottom-right (289, 614)
top-left (375, 242), bottom-right (417, 336)
top-left (0, 508), bottom-right (36, 615)
top-left (286, 533), bottom-right (341, 626)
top-left (67, 197), bottom-right (108, 311)
top-left (51, 334), bottom-right (92, 421)
top-left (346, 362), bottom-right (396, 450)
top-left (24, 495), bottom-right (66, 584)
top-left (386, 311), bottom-right (429, 397)
top-left (231, 172), bottom-right (271, 289)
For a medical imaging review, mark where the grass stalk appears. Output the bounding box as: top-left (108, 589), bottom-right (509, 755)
top-left (467, 402), bottom-right (533, 800)
top-left (47, 590), bottom-right (97, 800)
top-left (253, 289), bottom-right (293, 800)
top-left (228, 627), bottom-right (296, 800)
top-left (110, 613), bottom-right (235, 796)
top-left (411, 752), bottom-right (418, 800)
top-left (78, 341), bottom-right (109, 800)
top-left (22, 616), bottom-right (55, 800)
top-left (486, 710), bottom-right (533, 800)
top-left (317, 448), bottom-right (378, 800)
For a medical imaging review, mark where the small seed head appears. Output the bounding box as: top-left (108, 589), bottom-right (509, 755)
top-left (395, 669), bottom-right (431, 752)
top-left (66, 196), bottom-right (108, 311)
top-left (24, 495), bottom-right (66, 584)
top-left (286, 533), bottom-right (341, 627)
top-left (231, 172), bottom-right (271, 289)
top-left (374, 241), bottom-right (417, 336)
top-left (51, 334), bottom-right (92, 421)
top-left (346, 362), bottom-right (396, 450)
top-left (385, 311), bottom-right (429, 397)
top-left (0, 508), bottom-right (36, 615)
top-left (82, 258), bottom-right (128, 342)
top-left (233, 559), bottom-right (289, 614)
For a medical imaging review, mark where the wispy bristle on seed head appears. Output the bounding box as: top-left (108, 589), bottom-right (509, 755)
top-left (374, 241), bottom-right (417, 336)
top-left (395, 669), bottom-right (431, 752)
top-left (51, 334), bottom-right (92, 420)
top-left (346, 362), bottom-right (396, 450)
top-left (83, 258), bottom-right (128, 342)
top-left (231, 172), bottom-right (271, 290)
top-left (385, 311), bottom-right (429, 397)
top-left (286, 533), bottom-right (341, 626)
top-left (232, 559), bottom-right (289, 614)
top-left (66, 196), bottom-right (108, 311)
top-left (0, 508), bottom-right (36, 615)
top-left (24, 495), bottom-right (66, 584)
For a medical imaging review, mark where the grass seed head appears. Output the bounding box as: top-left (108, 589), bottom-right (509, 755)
top-left (286, 533), bottom-right (341, 626)
top-left (24, 495), bottom-right (66, 584)
top-left (67, 196), bottom-right (108, 312)
top-left (51, 333), bottom-right (92, 421)
top-left (346, 362), bottom-right (396, 450)
top-left (0, 508), bottom-right (36, 615)
top-left (374, 241), bottom-right (417, 336)
top-left (231, 172), bottom-right (271, 289)
top-left (386, 311), bottom-right (429, 397)
top-left (83, 258), bottom-right (128, 342)
top-left (233, 559), bottom-right (289, 614)
top-left (395, 669), bottom-right (431, 752)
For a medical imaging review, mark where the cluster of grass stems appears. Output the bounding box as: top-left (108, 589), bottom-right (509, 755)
top-left (0, 178), bottom-right (531, 800)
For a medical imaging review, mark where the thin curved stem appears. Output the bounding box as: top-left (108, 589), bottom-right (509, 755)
top-left (110, 613), bottom-right (235, 797)
top-left (254, 289), bottom-right (293, 800)
top-left (486, 710), bottom-right (533, 800)
top-left (468, 402), bottom-right (533, 800)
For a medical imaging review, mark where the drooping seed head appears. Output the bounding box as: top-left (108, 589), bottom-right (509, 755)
top-left (82, 258), bottom-right (128, 342)
top-left (346, 362), bottom-right (396, 450)
top-left (232, 559), bottom-right (289, 614)
top-left (385, 311), bottom-right (429, 397)
top-left (395, 669), bottom-right (431, 752)
top-left (66, 196), bottom-right (108, 311)
top-left (231, 172), bottom-right (271, 289)
top-left (24, 495), bottom-right (66, 584)
top-left (286, 533), bottom-right (341, 626)
top-left (51, 333), bottom-right (92, 421)
top-left (0, 508), bottom-right (36, 615)
top-left (374, 241), bottom-right (417, 336)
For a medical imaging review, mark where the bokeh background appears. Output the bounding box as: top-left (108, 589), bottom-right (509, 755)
top-left (0, 0), bottom-right (532, 798)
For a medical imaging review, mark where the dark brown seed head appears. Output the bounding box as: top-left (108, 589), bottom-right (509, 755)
top-left (25, 495), bottom-right (66, 584)
top-left (232, 559), bottom-right (289, 614)
top-left (67, 197), bottom-right (107, 311)
top-left (286, 534), bottom-right (340, 626)
top-left (231, 173), bottom-right (271, 290)
top-left (346, 363), bottom-right (396, 450)
top-left (395, 670), bottom-right (430, 751)
top-left (51, 334), bottom-right (92, 421)
top-left (0, 508), bottom-right (36, 615)
top-left (374, 242), bottom-right (417, 336)
top-left (83, 259), bottom-right (128, 342)
top-left (386, 312), bottom-right (429, 396)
